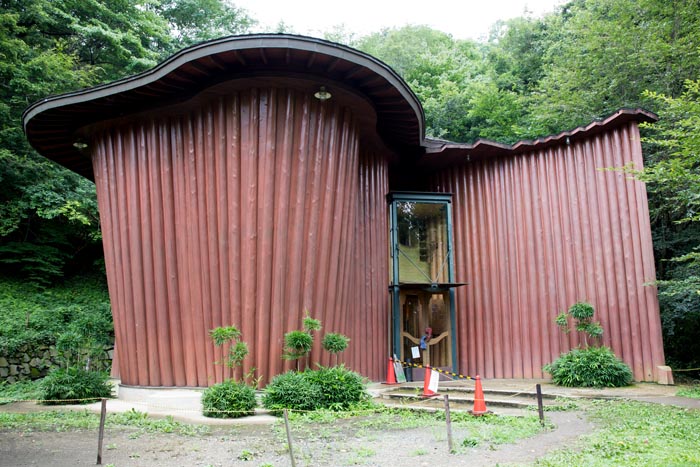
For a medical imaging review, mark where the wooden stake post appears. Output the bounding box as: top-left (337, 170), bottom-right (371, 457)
top-left (96, 398), bottom-right (107, 465)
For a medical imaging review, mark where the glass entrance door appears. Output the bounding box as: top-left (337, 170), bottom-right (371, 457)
top-left (400, 290), bottom-right (452, 367)
top-left (389, 193), bottom-right (460, 372)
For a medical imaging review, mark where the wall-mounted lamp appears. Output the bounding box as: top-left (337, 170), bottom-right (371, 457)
top-left (314, 86), bottom-right (332, 101)
top-left (73, 140), bottom-right (88, 150)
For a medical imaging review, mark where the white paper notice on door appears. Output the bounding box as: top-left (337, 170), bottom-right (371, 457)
top-left (411, 346), bottom-right (420, 359)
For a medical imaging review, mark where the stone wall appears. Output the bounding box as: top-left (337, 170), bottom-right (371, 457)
top-left (0, 345), bottom-right (113, 383)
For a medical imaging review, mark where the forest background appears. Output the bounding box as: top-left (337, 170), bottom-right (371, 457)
top-left (1, 0), bottom-right (699, 374)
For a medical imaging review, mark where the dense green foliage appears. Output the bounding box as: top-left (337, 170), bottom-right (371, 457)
top-left (262, 366), bottom-right (368, 413)
top-left (544, 346), bottom-right (633, 388)
top-left (201, 379), bottom-right (257, 418)
top-left (0, 0), bottom-right (254, 287)
top-left (262, 371), bottom-right (322, 413)
top-left (0, 379), bottom-right (42, 404)
top-left (38, 367), bottom-right (112, 404)
top-left (303, 366), bottom-right (368, 410)
top-left (0, 275), bottom-right (111, 356)
top-left (638, 80), bottom-right (700, 372)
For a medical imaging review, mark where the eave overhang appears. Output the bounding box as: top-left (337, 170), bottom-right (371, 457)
top-left (23, 34), bottom-right (425, 180)
top-left (419, 108), bottom-right (659, 169)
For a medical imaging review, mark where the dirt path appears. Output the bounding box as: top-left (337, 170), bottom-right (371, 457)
top-left (0, 410), bottom-right (595, 467)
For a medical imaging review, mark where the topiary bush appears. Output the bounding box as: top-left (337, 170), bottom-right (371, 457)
top-left (261, 371), bottom-right (322, 413)
top-left (304, 365), bottom-right (367, 410)
top-left (262, 366), bottom-right (368, 413)
top-left (38, 367), bottom-right (113, 404)
top-left (202, 380), bottom-right (257, 418)
top-left (322, 332), bottom-right (350, 365)
top-left (544, 346), bottom-right (633, 388)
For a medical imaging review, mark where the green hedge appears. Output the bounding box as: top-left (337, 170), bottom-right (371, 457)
top-left (202, 380), bottom-right (257, 418)
top-left (38, 367), bottom-right (113, 404)
top-left (544, 346), bottom-right (633, 388)
top-left (262, 366), bottom-right (368, 413)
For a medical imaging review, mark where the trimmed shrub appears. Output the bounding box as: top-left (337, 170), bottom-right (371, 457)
top-left (202, 380), bottom-right (257, 418)
top-left (304, 365), bottom-right (367, 410)
top-left (322, 333), bottom-right (350, 365)
top-left (544, 346), bottom-right (633, 388)
top-left (38, 367), bottom-right (112, 404)
top-left (262, 366), bottom-right (368, 412)
top-left (262, 371), bottom-right (322, 413)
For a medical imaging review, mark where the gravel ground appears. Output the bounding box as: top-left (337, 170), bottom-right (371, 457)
top-left (0, 411), bottom-right (593, 467)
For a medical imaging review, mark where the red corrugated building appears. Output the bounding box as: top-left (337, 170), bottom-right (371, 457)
top-left (23, 35), bottom-right (665, 386)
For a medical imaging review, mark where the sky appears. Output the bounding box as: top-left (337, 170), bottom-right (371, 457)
top-left (233, 0), bottom-right (565, 41)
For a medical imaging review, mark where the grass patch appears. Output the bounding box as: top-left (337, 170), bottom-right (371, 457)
top-left (0, 408), bottom-right (209, 436)
top-left (0, 379), bottom-right (42, 404)
top-left (535, 400), bottom-right (700, 466)
top-left (676, 385), bottom-right (700, 399)
top-left (527, 397), bottom-right (580, 412)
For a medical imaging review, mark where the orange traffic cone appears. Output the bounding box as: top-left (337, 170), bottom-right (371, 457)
top-left (471, 375), bottom-right (488, 415)
top-left (421, 366), bottom-right (439, 398)
top-left (383, 358), bottom-right (398, 385)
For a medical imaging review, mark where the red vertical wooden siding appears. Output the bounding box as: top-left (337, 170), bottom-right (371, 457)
top-left (434, 122), bottom-right (664, 381)
top-left (93, 88), bottom-right (389, 386)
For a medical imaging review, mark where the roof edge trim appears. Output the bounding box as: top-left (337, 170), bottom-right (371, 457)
top-left (23, 33), bottom-right (425, 141)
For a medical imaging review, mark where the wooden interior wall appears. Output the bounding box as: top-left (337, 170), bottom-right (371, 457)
top-left (433, 122), bottom-right (665, 381)
top-left (93, 87), bottom-right (389, 387)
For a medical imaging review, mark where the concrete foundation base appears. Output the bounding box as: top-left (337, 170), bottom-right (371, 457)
top-left (656, 366), bottom-right (674, 385)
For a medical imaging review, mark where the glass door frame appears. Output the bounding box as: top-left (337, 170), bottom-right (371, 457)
top-left (388, 192), bottom-right (458, 370)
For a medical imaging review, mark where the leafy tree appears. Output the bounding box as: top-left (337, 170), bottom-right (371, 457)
top-left (156, 0), bottom-right (255, 50)
top-left (0, 0), bottom-right (254, 286)
top-left (526, 0), bottom-right (700, 135)
top-left (637, 80), bottom-right (700, 370)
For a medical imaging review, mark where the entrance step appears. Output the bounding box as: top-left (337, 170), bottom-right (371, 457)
top-left (377, 382), bottom-right (572, 413)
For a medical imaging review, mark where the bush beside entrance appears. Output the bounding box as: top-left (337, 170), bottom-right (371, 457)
top-left (262, 366), bottom-right (368, 413)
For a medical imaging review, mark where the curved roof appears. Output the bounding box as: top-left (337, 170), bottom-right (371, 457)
top-left (23, 34), bottom-right (425, 180)
top-left (420, 108), bottom-right (658, 168)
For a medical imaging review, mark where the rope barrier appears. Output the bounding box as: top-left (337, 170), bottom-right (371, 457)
top-left (393, 359), bottom-right (475, 381)
top-left (0, 397), bottom-right (105, 404)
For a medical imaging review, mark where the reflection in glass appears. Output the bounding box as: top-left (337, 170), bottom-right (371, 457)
top-left (396, 202), bottom-right (449, 283)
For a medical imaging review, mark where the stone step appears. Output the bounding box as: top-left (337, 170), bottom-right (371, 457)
top-left (385, 382), bottom-right (560, 400)
top-left (380, 391), bottom-right (536, 409)
top-left (376, 399), bottom-right (542, 417)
